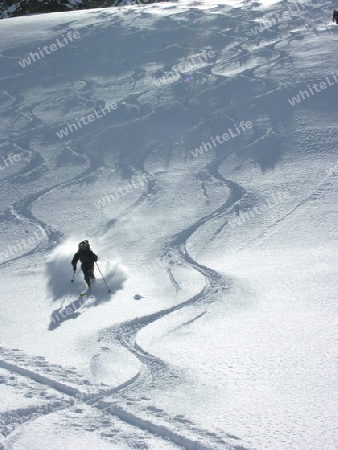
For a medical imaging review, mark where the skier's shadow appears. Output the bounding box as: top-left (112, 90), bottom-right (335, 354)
top-left (48, 295), bottom-right (88, 331)
top-left (48, 285), bottom-right (121, 331)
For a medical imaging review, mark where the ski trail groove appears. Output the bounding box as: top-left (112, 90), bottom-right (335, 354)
top-left (237, 171), bottom-right (338, 251)
top-left (97, 400), bottom-right (247, 450)
top-left (0, 349), bottom-right (248, 450)
top-left (93, 177), bottom-right (249, 449)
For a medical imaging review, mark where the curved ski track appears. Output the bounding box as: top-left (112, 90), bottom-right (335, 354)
top-left (0, 165), bottom-right (249, 450)
top-left (1, 2), bottom-right (335, 448)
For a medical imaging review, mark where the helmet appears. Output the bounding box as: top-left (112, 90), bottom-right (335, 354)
top-left (79, 240), bottom-right (90, 250)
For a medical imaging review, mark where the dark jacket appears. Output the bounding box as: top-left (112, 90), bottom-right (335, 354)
top-left (72, 249), bottom-right (98, 270)
top-left (333, 10), bottom-right (338, 24)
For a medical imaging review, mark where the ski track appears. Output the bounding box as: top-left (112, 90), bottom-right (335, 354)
top-left (1, 2), bottom-right (335, 449)
top-left (1, 42), bottom-right (270, 450)
top-left (0, 167), bottom-right (247, 449)
top-left (237, 170), bottom-right (338, 251)
top-left (0, 343), bottom-right (247, 450)
top-left (0, 0), bottom-right (306, 269)
top-left (0, 151), bottom-right (95, 267)
top-left (89, 155), bottom-right (250, 448)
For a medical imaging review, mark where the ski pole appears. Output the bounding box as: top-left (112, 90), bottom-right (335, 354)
top-left (95, 262), bottom-right (111, 293)
top-left (71, 270), bottom-right (76, 282)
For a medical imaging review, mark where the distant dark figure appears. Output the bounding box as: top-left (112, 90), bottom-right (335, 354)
top-left (72, 240), bottom-right (98, 287)
top-left (333, 10), bottom-right (338, 24)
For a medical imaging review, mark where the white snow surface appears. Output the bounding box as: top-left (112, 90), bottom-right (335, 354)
top-left (0, 1), bottom-right (337, 449)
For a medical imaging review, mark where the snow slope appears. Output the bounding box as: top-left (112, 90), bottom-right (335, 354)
top-left (0, 1), bottom-right (337, 449)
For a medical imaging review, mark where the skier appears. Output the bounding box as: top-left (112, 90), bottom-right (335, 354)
top-left (71, 240), bottom-right (98, 287)
top-left (333, 10), bottom-right (338, 24)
